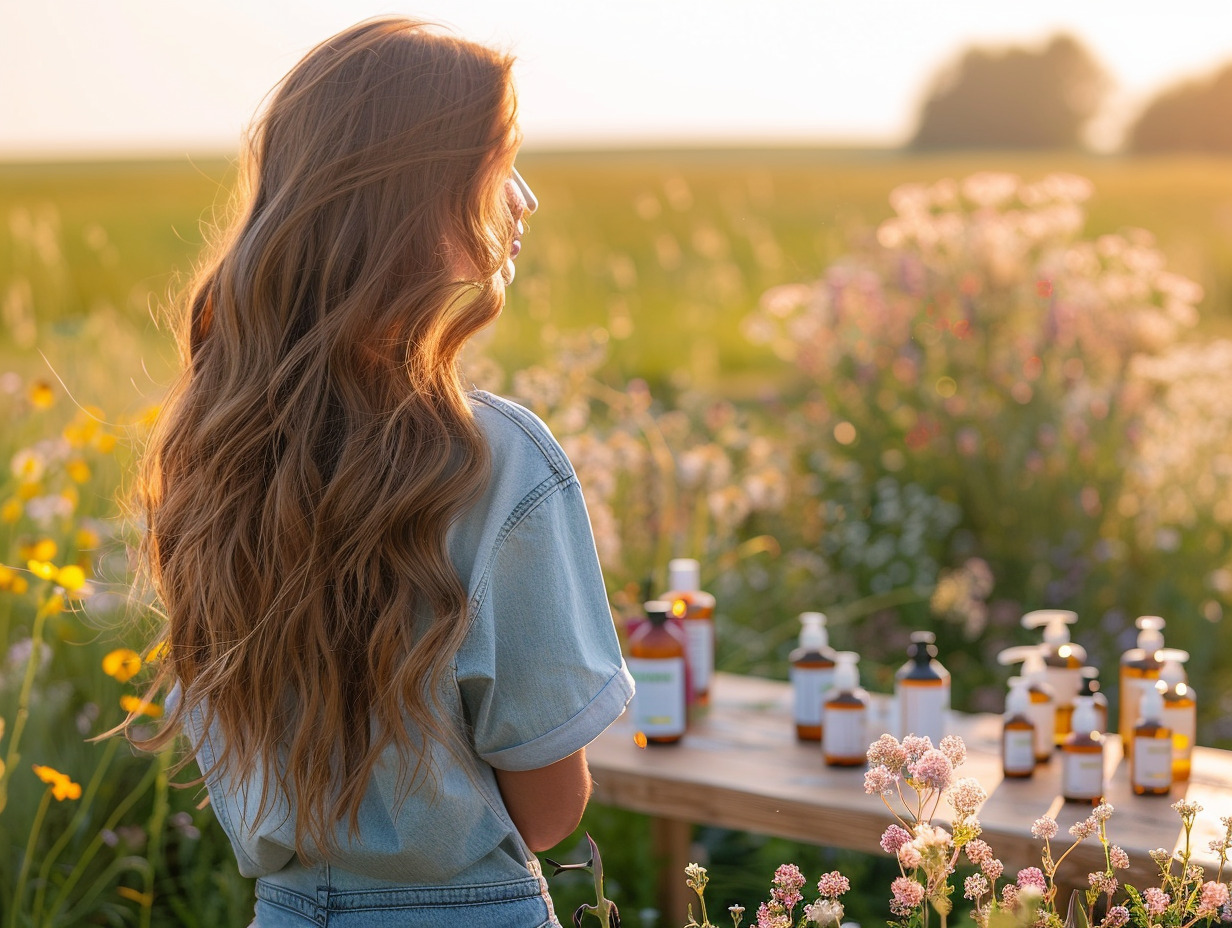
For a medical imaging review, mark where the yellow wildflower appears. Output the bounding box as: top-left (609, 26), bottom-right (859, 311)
top-left (0, 566), bottom-right (30, 595)
top-left (76, 527), bottom-right (101, 549)
top-left (103, 648), bottom-right (142, 682)
top-left (10, 449), bottom-right (45, 481)
top-left (67, 459), bottom-right (91, 483)
top-left (17, 481), bottom-right (42, 501)
top-left (56, 564), bottom-right (87, 593)
top-left (22, 539), bottom-right (57, 562)
top-left (62, 420), bottom-right (94, 448)
top-left (27, 559), bottom-right (56, 580)
top-left (1, 499), bottom-right (22, 523)
top-left (120, 696), bottom-right (162, 719)
top-left (28, 381), bottom-right (55, 410)
top-left (45, 593), bottom-right (65, 614)
top-left (146, 640), bottom-right (170, 662)
top-left (32, 764), bottom-right (82, 801)
top-left (94, 432), bottom-right (117, 453)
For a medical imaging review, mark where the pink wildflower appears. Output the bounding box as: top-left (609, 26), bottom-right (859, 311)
top-left (1001, 884), bottom-right (1020, 908)
top-left (1197, 882), bottom-right (1230, 919)
top-left (1030, 817), bottom-right (1058, 840)
top-left (890, 877), bottom-right (925, 916)
top-left (908, 749), bottom-right (954, 790)
top-left (1093, 802), bottom-right (1113, 822)
top-left (864, 765), bottom-right (897, 795)
top-left (1109, 846), bottom-right (1129, 870)
top-left (898, 844), bottom-right (923, 869)
top-left (772, 864), bottom-right (805, 909)
top-left (867, 734), bottom-right (909, 772)
top-left (1088, 872), bottom-right (1117, 896)
top-left (1017, 868), bottom-right (1046, 891)
top-left (1069, 818), bottom-right (1097, 840)
top-left (1100, 906), bottom-right (1129, 928)
top-left (947, 777), bottom-right (986, 816)
top-left (881, 825), bottom-right (912, 855)
top-left (939, 734), bottom-right (967, 767)
top-left (964, 874), bottom-right (990, 900)
top-left (756, 901), bottom-right (791, 928)
top-left (901, 735), bottom-right (934, 759)
top-left (1144, 888), bottom-right (1170, 916)
top-left (981, 858), bottom-right (1004, 881)
top-left (965, 839), bottom-right (992, 865)
top-left (816, 871), bottom-right (850, 898)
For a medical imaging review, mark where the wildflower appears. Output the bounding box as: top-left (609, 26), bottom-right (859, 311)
top-left (965, 839), bottom-right (992, 865)
top-left (864, 765), bottom-right (897, 795)
top-left (939, 734), bottom-right (967, 767)
top-left (804, 899), bottom-right (844, 927)
top-left (815, 872), bottom-right (849, 898)
top-left (868, 734), bottom-right (909, 771)
top-left (882, 825), bottom-right (912, 854)
top-left (755, 901), bottom-right (790, 928)
top-left (27, 559), bottom-right (57, 580)
top-left (1144, 888), bottom-right (1170, 916)
top-left (1197, 882), bottom-right (1230, 919)
top-left (120, 696), bottom-right (162, 718)
top-left (1001, 884), bottom-right (1020, 908)
top-left (965, 874), bottom-right (990, 900)
top-left (947, 777), bottom-right (986, 816)
top-left (55, 564), bottom-right (87, 594)
top-left (898, 844), bottom-right (923, 869)
top-left (685, 862), bottom-right (708, 893)
top-left (32, 764), bottom-right (82, 801)
top-left (146, 640), bottom-right (170, 662)
top-left (67, 459), bottom-right (91, 483)
top-left (890, 877), bottom-right (925, 916)
top-left (29, 380), bottom-right (54, 409)
top-left (1069, 818), bottom-right (1097, 840)
top-left (729, 904), bottom-right (745, 926)
top-left (1092, 802), bottom-right (1114, 822)
top-left (103, 649), bottom-right (142, 683)
top-left (1, 498), bottom-right (21, 523)
top-left (901, 735), bottom-right (933, 758)
top-left (771, 864), bottom-right (805, 909)
top-left (981, 858), bottom-right (1004, 881)
top-left (1149, 848), bottom-right (1172, 867)
top-left (1017, 868), bottom-right (1046, 891)
top-left (908, 749), bottom-right (954, 790)
top-left (1100, 906), bottom-right (1129, 928)
top-left (1088, 872), bottom-right (1118, 896)
top-left (1109, 846), bottom-right (1129, 870)
top-left (1172, 799), bottom-right (1202, 817)
top-left (1031, 817), bottom-right (1059, 840)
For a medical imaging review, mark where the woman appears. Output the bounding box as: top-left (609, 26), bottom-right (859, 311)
top-left (128, 17), bottom-right (633, 927)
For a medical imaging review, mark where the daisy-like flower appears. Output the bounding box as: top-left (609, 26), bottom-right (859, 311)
top-left (1030, 817), bottom-right (1058, 840)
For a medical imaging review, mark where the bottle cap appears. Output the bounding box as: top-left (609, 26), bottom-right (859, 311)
top-left (908, 630), bottom-right (938, 661)
top-left (1006, 676), bottom-right (1031, 715)
top-left (832, 651), bottom-right (859, 689)
top-left (1138, 682), bottom-right (1165, 723)
top-left (997, 645), bottom-right (1046, 678)
top-left (667, 558), bottom-right (701, 592)
top-left (798, 612), bottom-right (829, 649)
top-left (644, 600), bottom-right (672, 625)
top-left (1022, 609), bottom-right (1077, 644)
top-left (1135, 615), bottom-right (1166, 652)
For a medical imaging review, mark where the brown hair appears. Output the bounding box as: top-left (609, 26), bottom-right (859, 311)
top-left (126, 17), bottom-right (520, 859)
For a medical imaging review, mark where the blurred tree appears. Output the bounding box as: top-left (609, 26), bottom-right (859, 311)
top-left (911, 34), bottom-right (1109, 150)
top-left (1127, 62), bottom-right (1232, 153)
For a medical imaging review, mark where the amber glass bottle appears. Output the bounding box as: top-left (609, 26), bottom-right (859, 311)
top-left (823, 652), bottom-right (868, 766)
top-left (628, 601), bottom-right (688, 744)
top-left (1119, 616), bottom-right (1165, 760)
top-left (790, 612), bottom-right (836, 742)
top-left (1131, 684), bottom-right (1173, 796)
top-left (661, 559), bottom-right (715, 710)
top-left (1002, 677), bottom-right (1036, 779)
top-left (1062, 696), bottom-right (1105, 804)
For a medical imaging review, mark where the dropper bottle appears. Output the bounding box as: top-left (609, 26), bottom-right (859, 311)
top-left (1157, 649), bottom-right (1196, 781)
top-left (1002, 676), bottom-right (1036, 779)
top-left (823, 652), bottom-right (869, 766)
top-left (1131, 683), bottom-right (1173, 796)
top-left (790, 612), bottom-right (837, 742)
top-left (998, 646), bottom-right (1056, 764)
top-left (895, 631), bottom-right (950, 744)
top-left (1119, 616), bottom-right (1166, 759)
top-left (627, 601), bottom-right (688, 744)
top-left (1021, 610), bottom-right (1086, 746)
top-left (1062, 694), bottom-right (1105, 804)
top-left (1078, 666), bottom-right (1109, 733)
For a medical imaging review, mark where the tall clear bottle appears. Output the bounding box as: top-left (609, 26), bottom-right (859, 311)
top-left (1062, 695), bottom-right (1105, 804)
top-left (1021, 610), bottom-right (1086, 747)
top-left (1157, 649), bottom-right (1196, 781)
top-left (790, 612), bottom-right (837, 742)
top-left (661, 558), bottom-right (715, 710)
top-left (895, 631), bottom-right (950, 744)
top-left (997, 646), bottom-right (1056, 764)
top-left (1119, 616), bottom-right (1165, 759)
top-left (627, 601), bottom-right (688, 744)
top-left (1002, 676), bottom-right (1036, 779)
top-left (823, 652), bottom-right (869, 767)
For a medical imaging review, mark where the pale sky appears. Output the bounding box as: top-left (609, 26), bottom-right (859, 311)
top-left (2, 0), bottom-right (1231, 156)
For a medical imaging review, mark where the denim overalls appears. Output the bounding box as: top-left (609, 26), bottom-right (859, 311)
top-left (182, 393), bottom-right (635, 927)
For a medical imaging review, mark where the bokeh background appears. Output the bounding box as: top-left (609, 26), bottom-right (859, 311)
top-left (3, 2), bottom-right (1232, 925)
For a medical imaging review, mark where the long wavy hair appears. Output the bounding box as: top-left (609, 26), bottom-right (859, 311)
top-left (125, 17), bottom-right (520, 859)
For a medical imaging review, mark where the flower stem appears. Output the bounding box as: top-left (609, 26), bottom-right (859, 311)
top-left (10, 786), bottom-right (52, 928)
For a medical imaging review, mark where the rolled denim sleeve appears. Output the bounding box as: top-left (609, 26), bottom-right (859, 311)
top-left (456, 477), bottom-right (634, 771)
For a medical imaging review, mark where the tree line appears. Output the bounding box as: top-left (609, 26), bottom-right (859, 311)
top-left (910, 33), bottom-right (1232, 152)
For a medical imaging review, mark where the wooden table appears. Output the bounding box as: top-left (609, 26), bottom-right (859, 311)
top-left (586, 673), bottom-right (1232, 922)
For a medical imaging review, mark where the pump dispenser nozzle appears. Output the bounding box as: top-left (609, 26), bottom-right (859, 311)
top-left (832, 651), bottom-right (859, 690)
top-left (1022, 610), bottom-right (1077, 643)
top-left (798, 612), bottom-right (829, 650)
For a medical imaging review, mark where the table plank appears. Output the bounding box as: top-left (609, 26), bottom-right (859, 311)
top-left (588, 673), bottom-right (1232, 897)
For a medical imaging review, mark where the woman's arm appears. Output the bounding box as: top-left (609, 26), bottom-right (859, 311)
top-left (494, 748), bottom-right (592, 853)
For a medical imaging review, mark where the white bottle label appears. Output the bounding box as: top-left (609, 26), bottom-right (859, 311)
top-left (1062, 749), bottom-right (1104, 799)
top-left (627, 657), bottom-right (686, 736)
top-left (1163, 705), bottom-right (1196, 764)
top-left (791, 666), bottom-right (835, 727)
top-left (1027, 698), bottom-right (1055, 758)
top-left (683, 619), bottom-right (713, 696)
top-left (1003, 728), bottom-right (1035, 773)
top-left (898, 684), bottom-right (949, 744)
top-left (824, 705), bottom-right (867, 758)
top-left (1134, 737), bottom-right (1173, 789)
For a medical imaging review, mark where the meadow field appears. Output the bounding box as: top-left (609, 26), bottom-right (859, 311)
top-left (2, 150), bottom-right (1232, 925)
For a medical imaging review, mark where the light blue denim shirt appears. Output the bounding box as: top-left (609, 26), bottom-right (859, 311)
top-left (181, 391), bottom-right (634, 926)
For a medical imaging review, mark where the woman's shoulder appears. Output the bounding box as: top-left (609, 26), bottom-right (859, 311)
top-left (467, 390), bottom-right (575, 482)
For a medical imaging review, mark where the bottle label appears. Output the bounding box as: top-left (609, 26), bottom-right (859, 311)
top-left (682, 619), bottom-right (713, 697)
top-left (1003, 728), bottom-right (1035, 773)
top-left (627, 657), bottom-right (686, 736)
top-left (898, 684), bottom-right (949, 744)
top-left (1134, 737), bottom-right (1173, 789)
top-left (1027, 699), bottom-right (1056, 758)
top-left (1163, 706), bottom-right (1196, 764)
top-left (791, 666), bottom-right (836, 726)
top-left (824, 705), bottom-right (867, 758)
top-left (1062, 750), bottom-right (1104, 799)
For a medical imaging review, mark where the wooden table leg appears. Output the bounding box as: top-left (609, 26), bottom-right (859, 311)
top-left (652, 816), bottom-right (693, 925)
